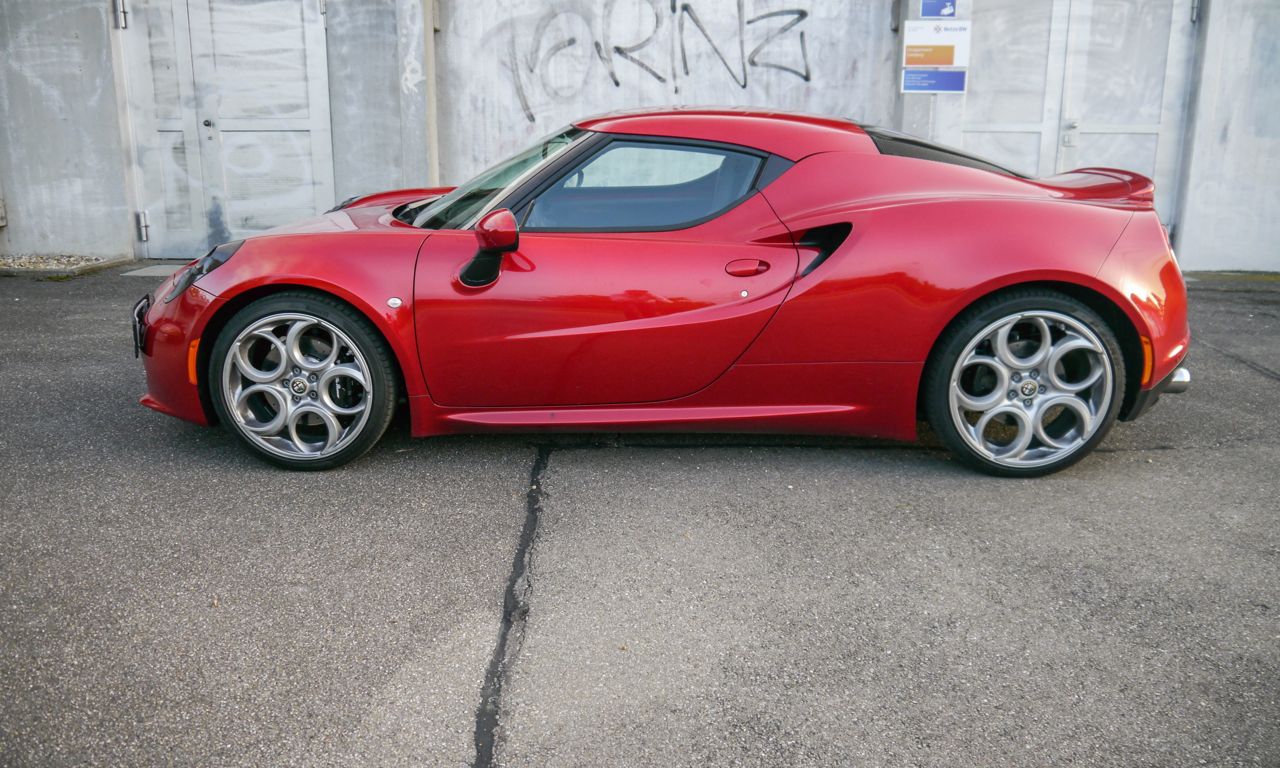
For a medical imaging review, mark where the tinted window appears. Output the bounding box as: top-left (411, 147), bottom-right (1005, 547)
top-left (862, 126), bottom-right (1025, 178)
top-left (523, 141), bottom-right (763, 231)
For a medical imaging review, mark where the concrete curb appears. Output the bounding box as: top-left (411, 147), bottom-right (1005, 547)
top-left (1183, 271), bottom-right (1280, 282)
top-left (0, 256), bottom-right (137, 279)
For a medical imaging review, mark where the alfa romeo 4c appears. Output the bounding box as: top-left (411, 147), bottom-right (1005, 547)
top-left (133, 109), bottom-right (1189, 476)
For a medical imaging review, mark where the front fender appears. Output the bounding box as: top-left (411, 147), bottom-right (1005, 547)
top-left (194, 231), bottom-right (432, 398)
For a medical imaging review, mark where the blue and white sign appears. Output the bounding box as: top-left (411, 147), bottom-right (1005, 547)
top-left (920, 0), bottom-right (957, 17)
top-left (901, 68), bottom-right (967, 93)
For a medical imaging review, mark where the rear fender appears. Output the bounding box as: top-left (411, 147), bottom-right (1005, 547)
top-left (743, 196), bottom-right (1137, 365)
top-left (1095, 212), bottom-right (1189, 387)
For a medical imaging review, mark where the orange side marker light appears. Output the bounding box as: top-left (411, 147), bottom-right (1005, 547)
top-left (187, 338), bottom-right (201, 385)
top-left (1139, 336), bottom-right (1153, 386)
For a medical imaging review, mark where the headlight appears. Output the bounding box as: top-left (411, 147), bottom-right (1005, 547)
top-left (163, 240), bottom-right (243, 303)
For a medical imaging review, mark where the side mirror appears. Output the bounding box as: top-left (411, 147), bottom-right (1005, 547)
top-left (475, 208), bottom-right (519, 253)
top-left (460, 209), bottom-right (519, 288)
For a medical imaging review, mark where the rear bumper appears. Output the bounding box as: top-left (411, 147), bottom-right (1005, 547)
top-left (1123, 361), bottom-right (1190, 421)
top-left (135, 280), bottom-right (218, 426)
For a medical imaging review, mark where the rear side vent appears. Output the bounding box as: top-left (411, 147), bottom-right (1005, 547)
top-left (797, 223), bottom-right (853, 276)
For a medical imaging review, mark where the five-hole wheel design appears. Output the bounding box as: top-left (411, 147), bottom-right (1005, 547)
top-left (925, 290), bottom-right (1126, 477)
top-left (209, 293), bottom-right (397, 470)
top-left (222, 312), bottom-right (372, 459)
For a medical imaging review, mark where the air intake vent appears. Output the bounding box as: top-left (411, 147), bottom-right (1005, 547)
top-left (797, 223), bottom-right (853, 276)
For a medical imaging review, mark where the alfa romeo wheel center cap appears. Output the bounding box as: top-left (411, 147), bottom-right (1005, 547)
top-left (290, 378), bottom-right (309, 395)
top-left (1020, 380), bottom-right (1038, 397)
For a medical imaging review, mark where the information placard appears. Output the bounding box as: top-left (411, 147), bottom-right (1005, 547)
top-left (920, 0), bottom-right (957, 18)
top-left (901, 68), bottom-right (968, 94)
top-left (902, 20), bottom-right (972, 68)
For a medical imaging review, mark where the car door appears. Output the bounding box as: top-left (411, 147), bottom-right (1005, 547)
top-left (414, 138), bottom-right (799, 408)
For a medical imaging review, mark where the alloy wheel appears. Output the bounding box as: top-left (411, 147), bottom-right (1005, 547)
top-left (946, 310), bottom-right (1115, 469)
top-left (220, 312), bottom-right (372, 460)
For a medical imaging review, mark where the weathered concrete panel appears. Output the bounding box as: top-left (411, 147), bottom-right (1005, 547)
top-left (394, 0), bottom-right (432, 188)
top-left (1176, 0), bottom-right (1280, 271)
top-left (0, 0), bottom-right (133, 262)
top-left (326, 0), bottom-right (404, 200)
top-left (434, 0), bottom-right (899, 182)
top-left (326, 0), bottom-right (434, 198)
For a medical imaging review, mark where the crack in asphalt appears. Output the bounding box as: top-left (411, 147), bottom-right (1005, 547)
top-left (473, 446), bottom-right (552, 768)
top-left (462, 335), bottom-right (1268, 766)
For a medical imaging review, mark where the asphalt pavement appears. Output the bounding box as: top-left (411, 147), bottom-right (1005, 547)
top-left (1, 266), bottom-right (1276, 766)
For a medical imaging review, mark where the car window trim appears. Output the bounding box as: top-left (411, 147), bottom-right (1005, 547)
top-left (498, 134), bottom-right (779, 235)
top-left (455, 128), bottom-right (594, 230)
top-left (478, 131), bottom-right (612, 228)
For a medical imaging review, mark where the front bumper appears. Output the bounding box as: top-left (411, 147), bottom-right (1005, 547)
top-left (134, 279), bottom-right (218, 426)
top-left (1124, 362), bottom-right (1190, 421)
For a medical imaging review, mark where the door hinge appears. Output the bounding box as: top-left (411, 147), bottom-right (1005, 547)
top-left (113, 0), bottom-right (129, 29)
top-left (136, 210), bottom-right (150, 242)
top-left (319, 0), bottom-right (327, 27)
top-left (1190, 0), bottom-right (1201, 22)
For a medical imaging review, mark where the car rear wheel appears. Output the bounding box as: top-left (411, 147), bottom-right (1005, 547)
top-left (923, 290), bottom-right (1125, 477)
top-left (209, 292), bottom-right (398, 470)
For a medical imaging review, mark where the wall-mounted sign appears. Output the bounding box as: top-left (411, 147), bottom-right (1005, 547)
top-left (902, 68), bottom-right (968, 93)
top-left (903, 20), bottom-right (972, 68)
top-left (920, 0), bottom-right (957, 17)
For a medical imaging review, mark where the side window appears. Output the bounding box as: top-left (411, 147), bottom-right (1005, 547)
top-left (523, 141), bottom-right (763, 231)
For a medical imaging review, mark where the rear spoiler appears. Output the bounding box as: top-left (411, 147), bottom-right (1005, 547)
top-left (1032, 167), bottom-right (1155, 209)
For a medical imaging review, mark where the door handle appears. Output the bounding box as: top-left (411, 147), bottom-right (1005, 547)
top-left (725, 259), bottom-right (770, 277)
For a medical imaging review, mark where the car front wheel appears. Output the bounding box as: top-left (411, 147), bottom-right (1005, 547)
top-left (924, 290), bottom-right (1126, 477)
top-left (209, 292), bottom-right (398, 470)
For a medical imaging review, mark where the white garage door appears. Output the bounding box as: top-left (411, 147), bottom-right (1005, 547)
top-left (122, 0), bottom-right (335, 258)
top-left (949, 0), bottom-right (1196, 227)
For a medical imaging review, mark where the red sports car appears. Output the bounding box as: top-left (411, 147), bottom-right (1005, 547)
top-left (133, 109), bottom-right (1189, 476)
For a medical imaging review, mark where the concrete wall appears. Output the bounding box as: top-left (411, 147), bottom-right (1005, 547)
top-left (899, 0), bottom-right (1199, 227)
top-left (326, 0), bottom-right (434, 200)
top-left (433, 0), bottom-right (901, 182)
top-left (0, 0), bottom-right (133, 264)
top-left (1175, 0), bottom-right (1280, 272)
top-left (0, 0), bottom-right (1275, 271)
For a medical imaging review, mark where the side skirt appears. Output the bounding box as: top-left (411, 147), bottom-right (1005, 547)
top-left (406, 362), bottom-right (923, 442)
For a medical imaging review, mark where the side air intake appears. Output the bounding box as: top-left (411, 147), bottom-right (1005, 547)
top-left (797, 223), bottom-right (853, 277)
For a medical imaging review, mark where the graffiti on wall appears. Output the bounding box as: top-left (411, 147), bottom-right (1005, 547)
top-left (495, 0), bottom-right (813, 122)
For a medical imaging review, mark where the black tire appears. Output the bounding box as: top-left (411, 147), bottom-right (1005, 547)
top-left (922, 289), bottom-right (1126, 477)
top-left (208, 291), bottom-right (398, 470)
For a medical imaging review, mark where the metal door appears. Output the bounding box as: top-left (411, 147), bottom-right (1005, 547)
top-left (123, 0), bottom-right (334, 258)
top-left (951, 0), bottom-right (1195, 226)
top-left (1056, 0), bottom-right (1196, 223)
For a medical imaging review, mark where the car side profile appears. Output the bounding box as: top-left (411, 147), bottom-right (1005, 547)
top-left (133, 108), bottom-right (1190, 476)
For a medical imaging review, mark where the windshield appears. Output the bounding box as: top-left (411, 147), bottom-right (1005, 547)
top-left (406, 127), bottom-right (583, 229)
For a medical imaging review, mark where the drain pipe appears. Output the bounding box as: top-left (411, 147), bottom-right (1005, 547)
top-left (423, 0), bottom-right (441, 185)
